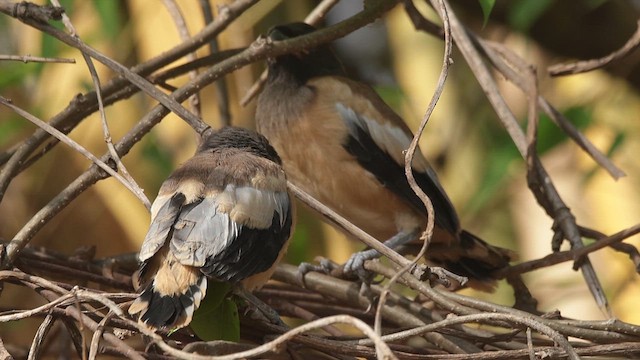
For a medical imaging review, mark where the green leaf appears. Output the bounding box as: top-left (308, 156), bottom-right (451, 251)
top-left (479, 0), bottom-right (496, 27)
top-left (0, 117), bottom-right (28, 146)
top-left (141, 134), bottom-right (175, 185)
top-left (189, 281), bottom-right (240, 342)
top-left (537, 106), bottom-right (593, 154)
top-left (375, 85), bottom-right (405, 113)
top-left (287, 221), bottom-right (310, 264)
top-left (92, 1), bottom-right (122, 40)
top-left (466, 143), bottom-right (520, 213)
top-left (606, 131), bottom-right (625, 157)
top-left (583, 131), bottom-right (626, 183)
top-left (507, 0), bottom-right (553, 32)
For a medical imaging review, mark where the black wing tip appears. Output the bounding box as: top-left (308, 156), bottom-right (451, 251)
top-left (460, 230), bottom-right (513, 262)
top-left (203, 209), bottom-right (293, 284)
top-left (441, 230), bottom-right (512, 285)
top-left (342, 119), bottom-right (461, 233)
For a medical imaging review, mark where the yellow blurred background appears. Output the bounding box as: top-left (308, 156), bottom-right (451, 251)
top-left (1, 0), bottom-right (640, 348)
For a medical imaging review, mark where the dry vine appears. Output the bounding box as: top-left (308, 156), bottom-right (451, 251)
top-left (1, 0), bottom-right (640, 359)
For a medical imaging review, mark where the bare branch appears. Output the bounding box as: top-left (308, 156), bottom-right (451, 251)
top-left (0, 0), bottom-right (259, 204)
top-left (288, 182), bottom-right (414, 272)
top-left (199, 0), bottom-right (230, 126)
top-left (164, 0), bottom-right (202, 118)
top-left (0, 96), bottom-right (150, 208)
top-left (549, 20), bottom-right (640, 76)
top-left (51, 0), bottom-right (151, 211)
top-left (373, 0), bottom-right (454, 340)
top-left (0, 54), bottom-right (75, 63)
top-left (479, 40), bottom-right (626, 180)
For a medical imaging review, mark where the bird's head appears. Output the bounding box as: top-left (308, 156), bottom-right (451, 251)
top-left (265, 22), bottom-right (346, 81)
top-left (198, 127), bottom-right (282, 165)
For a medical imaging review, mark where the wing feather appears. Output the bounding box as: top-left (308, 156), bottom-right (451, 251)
top-left (168, 183), bottom-right (292, 283)
top-left (138, 193), bottom-right (186, 263)
top-left (331, 90), bottom-right (461, 234)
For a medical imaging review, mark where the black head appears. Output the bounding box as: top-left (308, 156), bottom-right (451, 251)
top-left (266, 22), bottom-right (346, 82)
top-left (198, 126), bottom-right (282, 165)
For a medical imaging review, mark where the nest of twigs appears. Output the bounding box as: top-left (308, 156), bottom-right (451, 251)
top-left (2, 243), bottom-right (640, 359)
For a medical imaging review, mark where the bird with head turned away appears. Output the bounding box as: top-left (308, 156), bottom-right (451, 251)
top-left (255, 22), bottom-right (512, 291)
top-left (128, 126), bottom-right (294, 338)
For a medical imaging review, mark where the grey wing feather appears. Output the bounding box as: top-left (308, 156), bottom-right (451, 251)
top-left (170, 197), bottom-right (239, 267)
top-left (169, 184), bottom-right (289, 269)
top-left (138, 193), bottom-right (186, 262)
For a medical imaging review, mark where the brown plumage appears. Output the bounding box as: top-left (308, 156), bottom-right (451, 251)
top-left (129, 126), bottom-right (293, 330)
top-left (255, 23), bottom-right (511, 289)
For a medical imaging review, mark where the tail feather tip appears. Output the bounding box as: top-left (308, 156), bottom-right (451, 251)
top-left (129, 276), bottom-right (207, 330)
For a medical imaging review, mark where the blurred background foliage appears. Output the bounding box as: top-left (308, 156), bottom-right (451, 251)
top-left (1, 0), bottom-right (640, 348)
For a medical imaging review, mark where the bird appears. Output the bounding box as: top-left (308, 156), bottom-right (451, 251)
top-left (128, 126), bottom-right (293, 331)
top-left (255, 22), bottom-right (511, 289)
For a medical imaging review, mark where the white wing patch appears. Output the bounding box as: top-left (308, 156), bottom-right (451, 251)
top-left (336, 103), bottom-right (431, 172)
top-left (231, 186), bottom-right (288, 229)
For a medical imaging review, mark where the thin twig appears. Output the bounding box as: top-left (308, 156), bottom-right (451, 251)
top-left (288, 182), bottom-right (414, 272)
top-left (478, 40), bottom-right (625, 180)
top-left (274, 263), bottom-right (473, 353)
top-left (502, 222), bottom-right (640, 276)
top-left (436, 0), bottom-right (611, 315)
top-left (51, 0), bottom-right (151, 210)
top-left (155, 314), bottom-right (398, 360)
top-left (27, 314), bottom-right (55, 360)
top-left (164, 0), bottom-right (202, 118)
top-left (0, 293), bottom-right (74, 322)
top-left (0, 96), bottom-right (150, 208)
top-left (88, 312), bottom-right (112, 360)
top-left (354, 312), bottom-right (579, 360)
top-left (0, 54), bottom-right (75, 63)
top-left (199, 0), bottom-right (230, 126)
top-left (526, 328), bottom-right (535, 360)
top-left (374, 0), bottom-right (453, 338)
top-left (549, 20), bottom-right (640, 76)
top-left (403, 0), bottom-right (444, 38)
top-left (2, 270), bottom-right (142, 358)
top-left (0, 0), bottom-right (259, 200)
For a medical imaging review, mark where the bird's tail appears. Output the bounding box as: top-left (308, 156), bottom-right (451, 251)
top-left (427, 230), bottom-right (513, 291)
top-left (128, 259), bottom-right (207, 331)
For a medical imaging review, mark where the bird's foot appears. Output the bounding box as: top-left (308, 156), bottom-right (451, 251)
top-left (298, 254), bottom-right (380, 308)
top-left (343, 248), bottom-right (379, 284)
top-left (297, 257), bottom-right (340, 287)
top-left (343, 249), bottom-right (384, 308)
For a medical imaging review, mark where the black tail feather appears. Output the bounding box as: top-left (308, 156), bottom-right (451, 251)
top-left (129, 276), bottom-right (206, 330)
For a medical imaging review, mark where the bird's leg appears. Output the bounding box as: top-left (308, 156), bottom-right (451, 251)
top-left (297, 230), bottom-right (418, 296)
top-left (342, 230), bottom-right (420, 305)
top-left (232, 286), bottom-right (287, 328)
